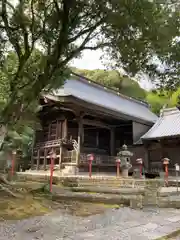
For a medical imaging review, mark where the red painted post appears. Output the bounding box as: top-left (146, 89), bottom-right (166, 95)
top-left (136, 158), bottom-right (143, 178)
top-left (87, 154), bottom-right (94, 178)
top-left (50, 150), bottom-right (56, 192)
top-left (163, 158), bottom-right (170, 186)
top-left (11, 150), bottom-right (16, 177)
top-left (116, 159), bottom-right (121, 177)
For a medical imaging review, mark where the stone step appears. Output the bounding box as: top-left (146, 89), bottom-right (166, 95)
top-left (72, 186), bottom-right (144, 195)
top-left (51, 191), bottom-right (135, 206)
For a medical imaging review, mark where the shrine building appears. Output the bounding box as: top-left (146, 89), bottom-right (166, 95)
top-left (32, 73), bottom-right (157, 173)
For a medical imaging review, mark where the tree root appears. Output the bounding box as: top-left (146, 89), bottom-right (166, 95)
top-left (0, 174), bottom-right (23, 198)
top-left (0, 174), bottom-right (12, 185)
top-left (0, 183), bottom-right (21, 198)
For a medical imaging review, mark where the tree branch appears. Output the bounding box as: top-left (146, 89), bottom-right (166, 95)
top-left (83, 42), bottom-right (109, 50)
top-left (19, 0), bottom-right (30, 55)
top-left (68, 18), bottom-right (104, 44)
top-left (48, 0), bottom-right (72, 76)
top-left (1, 0), bottom-right (22, 59)
top-left (30, 0), bottom-right (36, 49)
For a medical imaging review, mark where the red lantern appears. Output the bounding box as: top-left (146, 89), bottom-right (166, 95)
top-left (87, 154), bottom-right (94, 178)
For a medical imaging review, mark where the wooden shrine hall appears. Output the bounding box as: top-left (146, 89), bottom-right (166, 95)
top-left (141, 107), bottom-right (180, 175)
top-left (32, 73), bottom-right (157, 172)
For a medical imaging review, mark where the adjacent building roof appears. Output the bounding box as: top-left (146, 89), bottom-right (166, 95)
top-left (141, 107), bottom-right (180, 140)
top-left (52, 75), bottom-right (157, 125)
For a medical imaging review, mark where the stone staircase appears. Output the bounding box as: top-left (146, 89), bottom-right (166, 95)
top-left (76, 177), bottom-right (146, 188)
top-left (16, 172), bottom-right (180, 209)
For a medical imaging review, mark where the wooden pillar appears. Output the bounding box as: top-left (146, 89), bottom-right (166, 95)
top-left (36, 149), bottom-right (40, 170)
top-left (31, 149), bottom-right (34, 170)
top-left (59, 144), bottom-right (63, 168)
top-left (160, 140), bottom-right (165, 158)
top-left (144, 142), bottom-right (149, 171)
top-left (44, 149), bottom-right (47, 170)
top-left (76, 116), bottom-right (83, 165)
top-left (96, 131), bottom-right (99, 147)
top-left (62, 119), bottom-right (68, 138)
top-left (110, 127), bottom-right (115, 156)
top-left (31, 135), bottom-right (35, 170)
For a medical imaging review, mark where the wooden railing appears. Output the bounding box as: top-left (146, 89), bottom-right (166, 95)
top-left (35, 138), bottom-right (77, 149)
top-left (35, 139), bottom-right (61, 149)
top-left (62, 150), bottom-right (77, 164)
top-left (79, 153), bottom-right (116, 166)
top-left (33, 142), bottom-right (146, 168)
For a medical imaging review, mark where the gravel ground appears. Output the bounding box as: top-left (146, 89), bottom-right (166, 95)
top-left (1, 207), bottom-right (180, 240)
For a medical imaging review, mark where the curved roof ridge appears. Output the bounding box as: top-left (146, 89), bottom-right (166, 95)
top-left (141, 107), bottom-right (180, 140)
top-left (160, 107), bottom-right (179, 116)
top-left (141, 116), bottom-right (163, 140)
top-left (71, 72), bottom-right (149, 108)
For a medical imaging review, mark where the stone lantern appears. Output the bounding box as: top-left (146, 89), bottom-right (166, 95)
top-left (117, 144), bottom-right (133, 177)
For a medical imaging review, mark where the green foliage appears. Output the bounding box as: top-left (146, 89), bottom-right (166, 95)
top-left (104, 0), bottom-right (180, 89)
top-left (0, 0), bottom-right (179, 158)
top-left (146, 92), bottom-right (168, 115)
top-left (0, 0), bottom-right (179, 124)
top-left (61, 178), bottom-right (78, 187)
top-left (169, 89), bottom-right (180, 106)
top-left (146, 89), bottom-right (180, 115)
top-left (0, 51), bottom-right (40, 166)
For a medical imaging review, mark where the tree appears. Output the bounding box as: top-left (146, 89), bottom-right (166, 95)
top-left (0, 0), bottom-right (179, 147)
top-left (146, 92), bottom-right (168, 115)
top-left (104, 0), bottom-right (180, 90)
top-left (145, 89), bottom-right (178, 115)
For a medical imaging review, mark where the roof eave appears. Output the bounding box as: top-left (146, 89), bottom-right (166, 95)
top-left (45, 94), bottom-right (156, 125)
top-left (142, 134), bottom-right (180, 141)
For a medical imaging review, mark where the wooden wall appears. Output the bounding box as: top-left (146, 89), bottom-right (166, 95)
top-left (147, 138), bottom-right (180, 175)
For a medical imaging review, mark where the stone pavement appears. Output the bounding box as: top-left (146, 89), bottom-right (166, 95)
top-left (0, 207), bottom-right (180, 240)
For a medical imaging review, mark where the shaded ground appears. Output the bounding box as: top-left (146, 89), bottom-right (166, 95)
top-left (0, 183), bottom-right (180, 239)
top-left (0, 192), bottom-right (120, 221)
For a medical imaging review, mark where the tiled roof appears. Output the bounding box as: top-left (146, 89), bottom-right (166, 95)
top-left (54, 77), bottom-right (157, 124)
top-left (141, 107), bottom-right (180, 140)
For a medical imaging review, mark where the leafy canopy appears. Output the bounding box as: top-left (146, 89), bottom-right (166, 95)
top-left (0, 0), bottom-right (179, 154)
top-left (0, 0), bottom-right (179, 123)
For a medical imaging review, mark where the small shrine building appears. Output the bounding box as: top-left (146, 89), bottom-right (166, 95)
top-left (141, 107), bottom-right (180, 175)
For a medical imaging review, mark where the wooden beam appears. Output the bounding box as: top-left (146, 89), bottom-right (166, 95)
top-left (59, 145), bottom-right (63, 168)
top-left (82, 119), bottom-right (111, 129)
top-left (44, 149), bottom-right (47, 170)
top-left (110, 128), bottom-right (115, 156)
top-left (36, 149), bottom-right (40, 170)
top-left (96, 131), bottom-right (99, 147)
top-left (31, 137), bottom-right (35, 170)
top-left (76, 116), bottom-right (83, 165)
top-left (62, 119), bottom-right (68, 138)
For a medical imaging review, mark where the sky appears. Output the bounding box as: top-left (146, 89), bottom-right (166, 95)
top-left (71, 49), bottom-right (153, 90)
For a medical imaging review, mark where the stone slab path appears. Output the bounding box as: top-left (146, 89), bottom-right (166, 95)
top-left (0, 207), bottom-right (180, 240)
